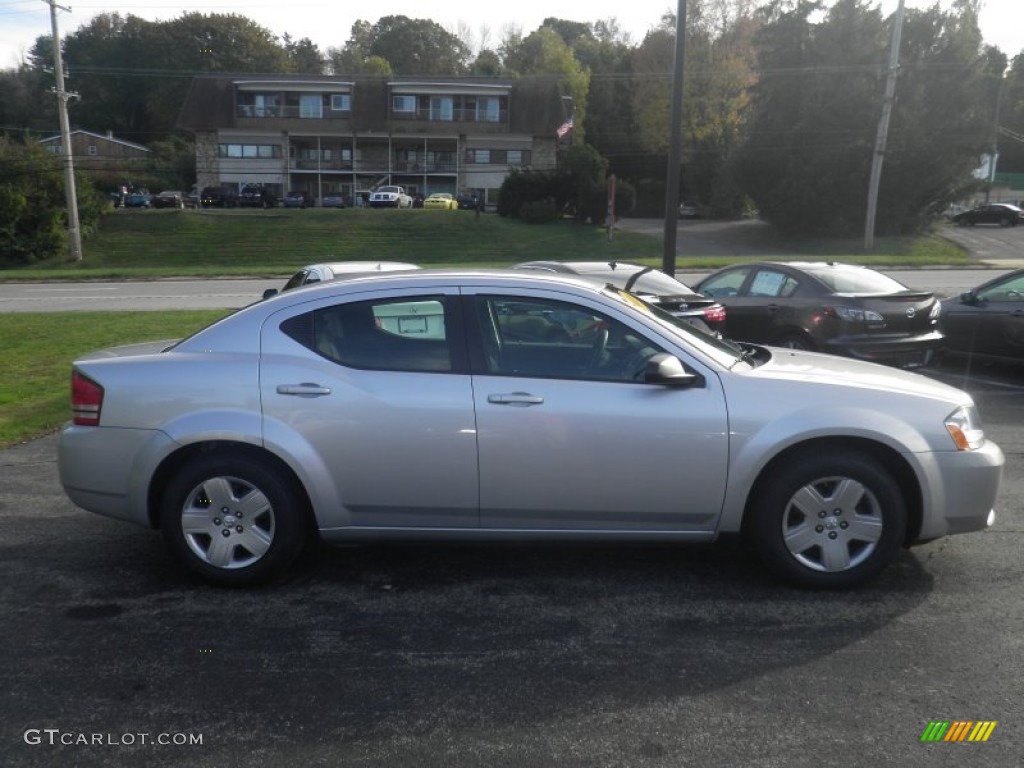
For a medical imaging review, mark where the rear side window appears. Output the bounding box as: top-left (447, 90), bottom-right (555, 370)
top-left (281, 295), bottom-right (453, 372)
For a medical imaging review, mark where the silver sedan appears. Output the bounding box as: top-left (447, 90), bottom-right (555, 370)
top-left (58, 270), bottom-right (1004, 588)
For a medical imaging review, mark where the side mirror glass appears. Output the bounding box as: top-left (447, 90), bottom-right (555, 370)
top-left (262, 288), bottom-right (279, 300)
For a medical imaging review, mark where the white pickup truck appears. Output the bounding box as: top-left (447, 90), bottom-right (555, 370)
top-left (368, 185), bottom-right (413, 208)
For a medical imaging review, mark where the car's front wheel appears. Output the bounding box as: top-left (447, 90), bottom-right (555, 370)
top-left (160, 453), bottom-right (308, 586)
top-left (749, 449), bottom-right (906, 588)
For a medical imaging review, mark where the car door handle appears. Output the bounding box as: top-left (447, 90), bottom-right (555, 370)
top-left (487, 392), bottom-right (544, 406)
top-left (276, 383), bottom-right (332, 397)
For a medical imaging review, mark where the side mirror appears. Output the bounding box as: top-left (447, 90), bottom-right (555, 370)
top-left (262, 288), bottom-right (279, 300)
top-left (643, 353), bottom-right (701, 388)
top-left (959, 290), bottom-right (978, 306)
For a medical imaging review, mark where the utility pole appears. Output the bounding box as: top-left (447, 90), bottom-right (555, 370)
top-left (662, 0), bottom-right (687, 276)
top-left (863, 0), bottom-right (904, 252)
top-left (45, 0), bottom-right (82, 262)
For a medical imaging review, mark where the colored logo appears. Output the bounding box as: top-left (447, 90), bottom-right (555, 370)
top-left (921, 721), bottom-right (997, 742)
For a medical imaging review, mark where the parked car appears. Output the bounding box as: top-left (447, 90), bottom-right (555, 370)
top-left (321, 193), bottom-right (347, 209)
top-left (423, 192), bottom-right (458, 210)
top-left (58, 269), bottom-right (1003, 589)
top-left (695, 261), bottom-right (944, 368)
top-left (939, 268), bottom-right (1024, 365)
top-left (282, 190), bottom-right (314, 208)
top-left (368, 185), bottom-right (413, 208)
top-left (239, 184), bottom-right (275, 208)
top-left (200, 186), bottom-right (238, 208)
top-left (951, 203), bottom-right (1024, 227)
top-left (123, 189), bottom-right (153, 208)
top-left (151, 190), bottom-right (185, 209)
top-left (456, 191), bottom-right (480, 210)
top-left (262, 261), bottom-right (421, 299)
top-left (514, 261), bottom-right (727, 335)
top-left (678, 201), bottom-right (700, 219)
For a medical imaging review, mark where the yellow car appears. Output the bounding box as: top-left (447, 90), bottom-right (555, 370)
top-left (423, 192), bottom-right (458, 210)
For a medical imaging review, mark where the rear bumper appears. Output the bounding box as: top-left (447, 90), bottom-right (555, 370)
top-left (824, 331), bottom-right (945, 368)
top-left (58, 425), bottom-right (176, 527)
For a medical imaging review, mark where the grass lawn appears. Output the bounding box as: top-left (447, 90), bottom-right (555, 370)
top-left (0, 207), bottom-right (968, 281)
top-left (0, 310), bottom-right (228, 448)
top-left (0, 208), bottom-right (968, 447)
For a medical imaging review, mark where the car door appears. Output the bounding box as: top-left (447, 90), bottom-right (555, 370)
top-left (701, 266), bottom-right (802, 344)
top-left (465, 290), bottom-right (730, 533)
top-left (260, 290), bottom-right (480, 528)
top-left (945, 273), bottom-right (1024, 360)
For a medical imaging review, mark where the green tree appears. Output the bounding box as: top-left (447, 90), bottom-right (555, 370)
top-left (0, 137), bottom-right (104, 265)
top-left (736, 0), bottom-right (995, 236)
top-left (503, 27), bottom-right (590, 142)
top-left (329, 16), bottom-right (470, 75)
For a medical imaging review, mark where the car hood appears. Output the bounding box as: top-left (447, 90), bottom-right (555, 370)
top-left (745, 346), bottom-right (968, 403)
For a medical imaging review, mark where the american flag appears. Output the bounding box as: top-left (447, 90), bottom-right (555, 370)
top-left (556, 116), bottom-right (574, 138)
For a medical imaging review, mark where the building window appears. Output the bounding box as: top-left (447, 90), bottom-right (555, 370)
top-left (300, 94), bottom-right (323, 119)
top-left (393, 95), bottom-right (416, 114)
top-left (466, 149), bottom-right (491, 164)
top-left (238, 92), bottom-right (281, 117)
top-left (87, 145), bottom-right (98, 156)
top-left (507, 150), bottom-right (528, 166)
top-left (330, 93), bottom-right (351, 112)
top-left (476, 97), bottom-right (500, 122)
top-left (219, 143), bottom-right (282, 159)
top-left (429, 97), bottom-right (453, 122)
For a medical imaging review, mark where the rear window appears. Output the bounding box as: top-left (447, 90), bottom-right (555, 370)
top-left (803, 266), bottom-right (909, 295)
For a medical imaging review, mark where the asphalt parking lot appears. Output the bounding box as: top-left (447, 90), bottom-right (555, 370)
top-left (0, 357), bottom-right (1021, 768)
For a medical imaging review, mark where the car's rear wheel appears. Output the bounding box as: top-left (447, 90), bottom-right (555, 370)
top-left (160, 453), bottom-right (308, 587)
top-left (777, 332), bottom-right (815, 351)
top-left (749, 450), bottom-right (906, 588)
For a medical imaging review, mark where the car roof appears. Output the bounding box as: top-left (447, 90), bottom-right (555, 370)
top-left (317, 261), bottom-right (420, 274)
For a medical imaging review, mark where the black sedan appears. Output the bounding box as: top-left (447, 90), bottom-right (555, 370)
top-left (952, 203), bottom-right (1024, 227)
top-left (939, 269), bottom-right (1024, 365)
top-left (695, 261), bottom-right (943, 368)
top-left (514, 261), bottom-right (727, 335)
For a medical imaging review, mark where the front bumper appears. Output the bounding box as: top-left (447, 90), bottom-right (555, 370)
top-left (912, 438), bottom-right (1004, 542)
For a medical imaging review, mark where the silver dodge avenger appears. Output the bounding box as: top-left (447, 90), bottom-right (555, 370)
top-left (58, 270), bottom-right (1003, 588)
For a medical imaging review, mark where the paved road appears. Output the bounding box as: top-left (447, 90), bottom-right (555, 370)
top-left (1, 361), bottom-right (1020, 767)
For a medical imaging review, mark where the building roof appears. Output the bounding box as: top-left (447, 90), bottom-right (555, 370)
top-left (37, 130), bottom-right (150, 152)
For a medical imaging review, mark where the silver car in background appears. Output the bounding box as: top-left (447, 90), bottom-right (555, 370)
top-left (58, 270), bottom-right (1003, 588)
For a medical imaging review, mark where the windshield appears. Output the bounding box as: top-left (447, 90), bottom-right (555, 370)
top-left (605, 287), bottom-right (755, 370)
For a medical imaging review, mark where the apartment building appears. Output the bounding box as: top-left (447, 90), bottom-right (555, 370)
top-left (176, 73), bottom-right (569, 207)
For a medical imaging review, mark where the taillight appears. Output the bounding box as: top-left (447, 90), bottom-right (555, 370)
top-left (703, 305), bottom-right (727, 323)
top-left (71, 370), bottom-right (103, 426)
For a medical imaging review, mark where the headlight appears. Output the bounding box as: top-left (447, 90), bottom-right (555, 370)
top-left (945, 405), bottom-right (985, 451)
top-left (929, 299), bottom-right (942, 320)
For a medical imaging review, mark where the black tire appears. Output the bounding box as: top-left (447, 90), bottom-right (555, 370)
top-left (160, 453), bottom-right (308, 587)
top-left (749, 450), bottom-right (906, 588)
top-left (776, 332), bottom-right (815, 351)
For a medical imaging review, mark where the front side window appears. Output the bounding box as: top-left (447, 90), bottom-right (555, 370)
top-left (475, 296), bottom-right (664, 382)
top-left (700, 267), bottom-right (752, 298)
top-left (283, 296), bottom-right (452, 372)
top-left (979, 274), bottom-right (1024, 302)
